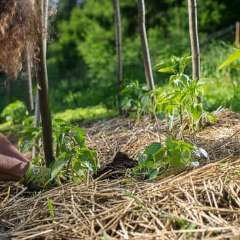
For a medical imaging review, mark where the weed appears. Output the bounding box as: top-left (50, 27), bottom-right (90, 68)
top-left (47, 198), bottom-right (55, 219)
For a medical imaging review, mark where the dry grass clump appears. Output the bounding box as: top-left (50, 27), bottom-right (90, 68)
top-left (0, 0), bottom-right (38, 78)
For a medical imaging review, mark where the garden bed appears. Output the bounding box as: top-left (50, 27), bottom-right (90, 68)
top-left (0, 109), bottom-right (240, 240)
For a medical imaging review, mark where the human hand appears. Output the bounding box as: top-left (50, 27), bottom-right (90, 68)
top-left (0, 134), bottom-right (30, 181)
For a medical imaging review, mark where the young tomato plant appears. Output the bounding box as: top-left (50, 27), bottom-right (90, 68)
top-left (50, 119), bottom-right (98, 183)
top-left (19, 118), bottom-right (98, 185)
top-left (156, 55), bottom-right (214, 133)
top-left (133, 138), bottom-right (195, 180)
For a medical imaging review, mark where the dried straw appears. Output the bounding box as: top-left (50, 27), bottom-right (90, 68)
top-left (0, 110), bottom-right (240, 239)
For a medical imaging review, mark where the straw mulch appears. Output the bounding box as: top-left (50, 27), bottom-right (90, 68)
top-left (86, 109), bottom-right (240, 165)
top-left (0, 110), bottom-right (240, 240)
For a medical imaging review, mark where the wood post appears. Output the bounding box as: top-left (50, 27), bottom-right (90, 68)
top-left (112, 0), bottom-right (123, 114)
top-left (36, 0), bottom-right (54, 166)
top-left (138, 0), bottom-right (155, 90)
top-left (26, 44), bottom-right (34, 111)
top-left (43, 0), bottom-right (49, 88)
top-left (188, 0), bottom-right (200, 81)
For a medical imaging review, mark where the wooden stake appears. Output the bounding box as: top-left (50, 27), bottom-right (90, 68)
top-left (112, 0), bottom-right (123, 114)
top-left (26, 44), bottom-right (34, 111)
top-left (138, 0), bottom-right (155, 90)
top-left (188, 0), bottom-right (200, 81)
top-left (36, 0), bottom-right (54, 166)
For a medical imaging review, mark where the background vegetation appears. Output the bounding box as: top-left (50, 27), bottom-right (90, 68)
top-left (0, 0), bottom-right (239, 115)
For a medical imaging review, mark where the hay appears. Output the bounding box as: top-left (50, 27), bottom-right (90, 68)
top-left (86, 109), bottom-right (240, 166)
top-left (0, 110), bottom-right (240, 239)
top-left (0, 158), bottom-right (240, 239)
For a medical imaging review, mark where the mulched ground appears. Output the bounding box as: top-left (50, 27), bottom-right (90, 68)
top-left (0, 109), bottom-right (240, 240)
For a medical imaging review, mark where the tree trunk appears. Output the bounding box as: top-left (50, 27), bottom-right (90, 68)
top-left (35, 0), bottom-right (54, 166)
top-left (26, 44), bottom-right (34, 111)
top-left (138, 0), bottom-right (155, 90)
top-left (188, 0), bottom-right (200, 81)
top-left (112, 0), bottom-right (123, 114)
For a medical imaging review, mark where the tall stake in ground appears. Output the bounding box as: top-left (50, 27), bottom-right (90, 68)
top-left (42, 0), bottom-right (49, 88)
top-left (138, 0), bottom-right (155, 90)
top-left (36, 0), bottom-right (54, 166)
top-left (112, 0), bottom-right (123, 113)
top-left (188, 0), bottom-right (200, 81)
top-left (26, 43), bottom-right (34, 111)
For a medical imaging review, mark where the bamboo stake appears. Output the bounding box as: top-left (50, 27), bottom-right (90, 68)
top-left (35, 0), bottom-right (54, 166)
top-left (112, 0), bottom-right (123, 114)
top-left (138, 0), bottom-right (155, 90)
top-left (188, 0), bottom-right (200, 81)
top-left (26, 43), bottom-right (34, 111)
top-left (43, 0), bottom-right (49, 88)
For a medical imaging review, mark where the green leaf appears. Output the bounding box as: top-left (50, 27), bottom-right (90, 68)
top-left (158, 66), bottom-right (175, 73)
top-left (147, 169), bottom-right (159, 180)
top-left (144, 142), bottom-right (162, 156)
top-left (50, 158), bottom-right (69, 180)
top-left (191, 104), bottom-right (202, 121)
top-left (73, 128), bottom-right (86, 146)
top-left (218, 50), bottom-right (240, 70)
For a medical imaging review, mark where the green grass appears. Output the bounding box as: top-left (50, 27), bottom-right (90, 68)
top-left (54, 105), bottom-right (117, 123)
top-left (0, 105), bottom-right (117, 135)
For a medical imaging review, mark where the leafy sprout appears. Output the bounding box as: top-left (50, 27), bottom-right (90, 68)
top-left (133, 138), bottom-right (195, 180)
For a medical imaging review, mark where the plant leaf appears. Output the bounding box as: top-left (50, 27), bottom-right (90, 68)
top-left (144, 142), bottom-right (162, 156)
top-left (73, 128), bottom-right (86, 146)
top-left (50, 158), bottom-right (68, 181)
top-left (218, 50), bottom-right (240, 70)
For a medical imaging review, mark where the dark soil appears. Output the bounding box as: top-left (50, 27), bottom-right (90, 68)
top-left (94, 152), bottom-right (138, 179)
